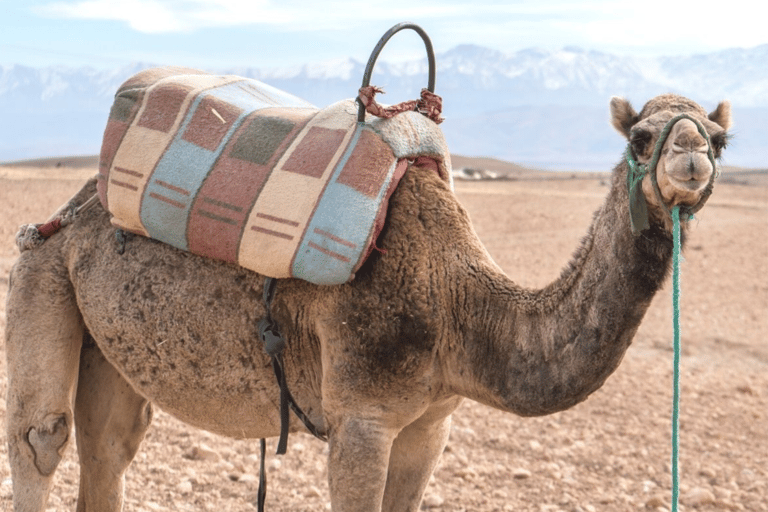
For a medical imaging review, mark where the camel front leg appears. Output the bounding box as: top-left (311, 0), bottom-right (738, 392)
top-left (382, 398), bottom-right (462, 512)
top-left (326, 415), bottom-right (397, 512)
top-left (74, 335), bottom-right (153, 512)
top-left (5, 263), bottom-right (84, 512)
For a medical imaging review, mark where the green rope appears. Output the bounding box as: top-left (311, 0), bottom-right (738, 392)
top-left (623, 113), bottom-right (719, 512)
top-left (671, 205), bottom-right (682, 512)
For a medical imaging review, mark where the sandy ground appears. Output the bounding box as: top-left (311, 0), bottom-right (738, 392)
top-left (0, 161), bottom-right (766, 512)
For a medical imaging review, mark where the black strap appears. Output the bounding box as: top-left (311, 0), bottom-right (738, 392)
top-left (258, 439), bottom-right (267, 511)
top-left (257, 277), bottom-right (327, 511)
top-left (259, 277), bottom-right (327, 444)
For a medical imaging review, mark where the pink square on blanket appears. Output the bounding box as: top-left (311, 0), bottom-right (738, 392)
top-left (336, 129), bottom-right (395, 198)
top-left (183, 95), bottom-right (244, 151)
top-left (282, 126), bottom-right (346, 179)
top-left (137, 83), bottom-right (192, 133)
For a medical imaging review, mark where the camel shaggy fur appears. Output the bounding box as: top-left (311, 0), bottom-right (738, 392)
top-left (5, 93), bottom-right (731, 511)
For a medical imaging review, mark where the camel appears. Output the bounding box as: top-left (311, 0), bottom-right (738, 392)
top-left (4, 92), bottom-right (731, 512)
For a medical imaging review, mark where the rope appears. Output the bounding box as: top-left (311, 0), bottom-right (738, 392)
top-left (15, 192), bottom-right (100, 252)
top-left (625, 115), bottom-right (715, 511)
top-left (671, 205), bottom-right (682, 512)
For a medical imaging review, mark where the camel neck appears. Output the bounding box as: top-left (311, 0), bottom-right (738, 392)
top-left (450, 172), bottom-right (676, 416)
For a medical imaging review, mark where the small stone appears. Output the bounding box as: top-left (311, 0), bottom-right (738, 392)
top-left (645, 495), bottom-right (666, 508)
top-left (1, 478), bottom-right (13, 499)
top-left (452, 452), bottom-right (469, 465)
top-left (238, 473), bottom-right (258, 484)
top-left (186, 444), bottom-right (221, 463)
top-left (217, 460), bottom-right (235, 472)
top-left (682, 487), bottom-right (715, 506)
top-left (454, 467), bottom-right (478, 480)
top-left (268, 458), bottom-right (282, 470)
top-left (304, 485), bottom-right (322, 498)
top-left (512, 468), bottom-right (532, 479)
top-left (177, 480), bottom-right (193, 494)
top-left (643, 480), bottom-right (657, 493)
top-left (423, 493), bottom-right (444, 508)
top-left (713, 486), bottom-right (732, 500)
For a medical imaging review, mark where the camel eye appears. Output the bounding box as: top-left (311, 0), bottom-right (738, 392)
top-left (630, 129), bottom-right (653, 159)
top-left (710, 132), bottom-right (729, 158)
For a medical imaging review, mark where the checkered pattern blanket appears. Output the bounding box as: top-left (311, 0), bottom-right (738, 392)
top-left (97, 67), bottom-right (452, 285)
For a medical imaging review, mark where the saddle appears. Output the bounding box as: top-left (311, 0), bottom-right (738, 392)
top-left (97, 66), bottom-right (452, 285)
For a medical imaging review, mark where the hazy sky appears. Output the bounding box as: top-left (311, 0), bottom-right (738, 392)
top-left (3, 0), bottom-right (766, 69)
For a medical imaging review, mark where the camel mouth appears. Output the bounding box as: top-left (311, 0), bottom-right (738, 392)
top-left (663, 151), bottom-right (714, 193)
top-left (667, 174), bottom-right (710, 192)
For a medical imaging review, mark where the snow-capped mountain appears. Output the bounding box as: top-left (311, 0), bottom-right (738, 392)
top-left (2, 44), bottom-right (766, 169)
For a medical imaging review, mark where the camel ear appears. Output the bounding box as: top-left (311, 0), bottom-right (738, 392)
top-left (609, 96), bottom-right (639, 140)
top-left (709, 100), bottom-right (732, 131)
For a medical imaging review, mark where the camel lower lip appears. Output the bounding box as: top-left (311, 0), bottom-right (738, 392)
top-left (669, 177), bottom-right (707, 191)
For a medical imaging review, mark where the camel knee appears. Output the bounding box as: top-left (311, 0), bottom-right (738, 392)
top-left (26, 413), bottom-right (71, 476)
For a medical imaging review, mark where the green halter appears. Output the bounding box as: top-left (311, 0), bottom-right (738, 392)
top-left (625, 113), bottom-right (719, 235)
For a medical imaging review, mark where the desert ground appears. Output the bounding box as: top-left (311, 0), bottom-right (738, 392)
top-left (0, 156), bottom-right (766, 512)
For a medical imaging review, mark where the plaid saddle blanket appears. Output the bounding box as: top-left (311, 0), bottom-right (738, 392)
top-left (97, 67), bottom-right (452, 285)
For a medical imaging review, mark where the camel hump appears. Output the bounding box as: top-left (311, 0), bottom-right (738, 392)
top-left (96, 68), bottom-right (451, 285)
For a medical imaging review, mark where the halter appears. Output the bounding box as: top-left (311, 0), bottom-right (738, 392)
top-left (625, 114), bottom-right (719, 235)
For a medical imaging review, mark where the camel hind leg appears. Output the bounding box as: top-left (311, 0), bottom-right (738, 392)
top-left (5, 259), bottom-right (84, 511)
top-left (74, 334), bottom-right (152, 512)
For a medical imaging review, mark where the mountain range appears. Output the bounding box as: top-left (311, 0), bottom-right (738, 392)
top-left (2, 44), bottom-right (766, 170)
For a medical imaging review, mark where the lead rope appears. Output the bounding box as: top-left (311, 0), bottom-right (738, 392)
top-left (671, 205), bottom-right (682, 512)
top-left (626, 113), bottom-right (719, 512)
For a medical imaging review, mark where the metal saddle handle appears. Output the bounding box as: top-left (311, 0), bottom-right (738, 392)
top-left (357, 22), bottom-right (437, 122)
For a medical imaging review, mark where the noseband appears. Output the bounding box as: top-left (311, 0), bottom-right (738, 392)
top-left (625, 114), bottom-right (719, 235)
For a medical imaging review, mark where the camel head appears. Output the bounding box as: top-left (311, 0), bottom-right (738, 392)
top-left (610, 93), bottom-right (731, 229)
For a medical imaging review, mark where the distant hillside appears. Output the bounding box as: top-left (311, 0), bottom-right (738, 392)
top-left (2, 45), bottom-right (766, 168)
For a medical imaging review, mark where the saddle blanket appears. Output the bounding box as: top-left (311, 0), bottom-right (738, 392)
top-left (97, 67), bottom-right (452, 285)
